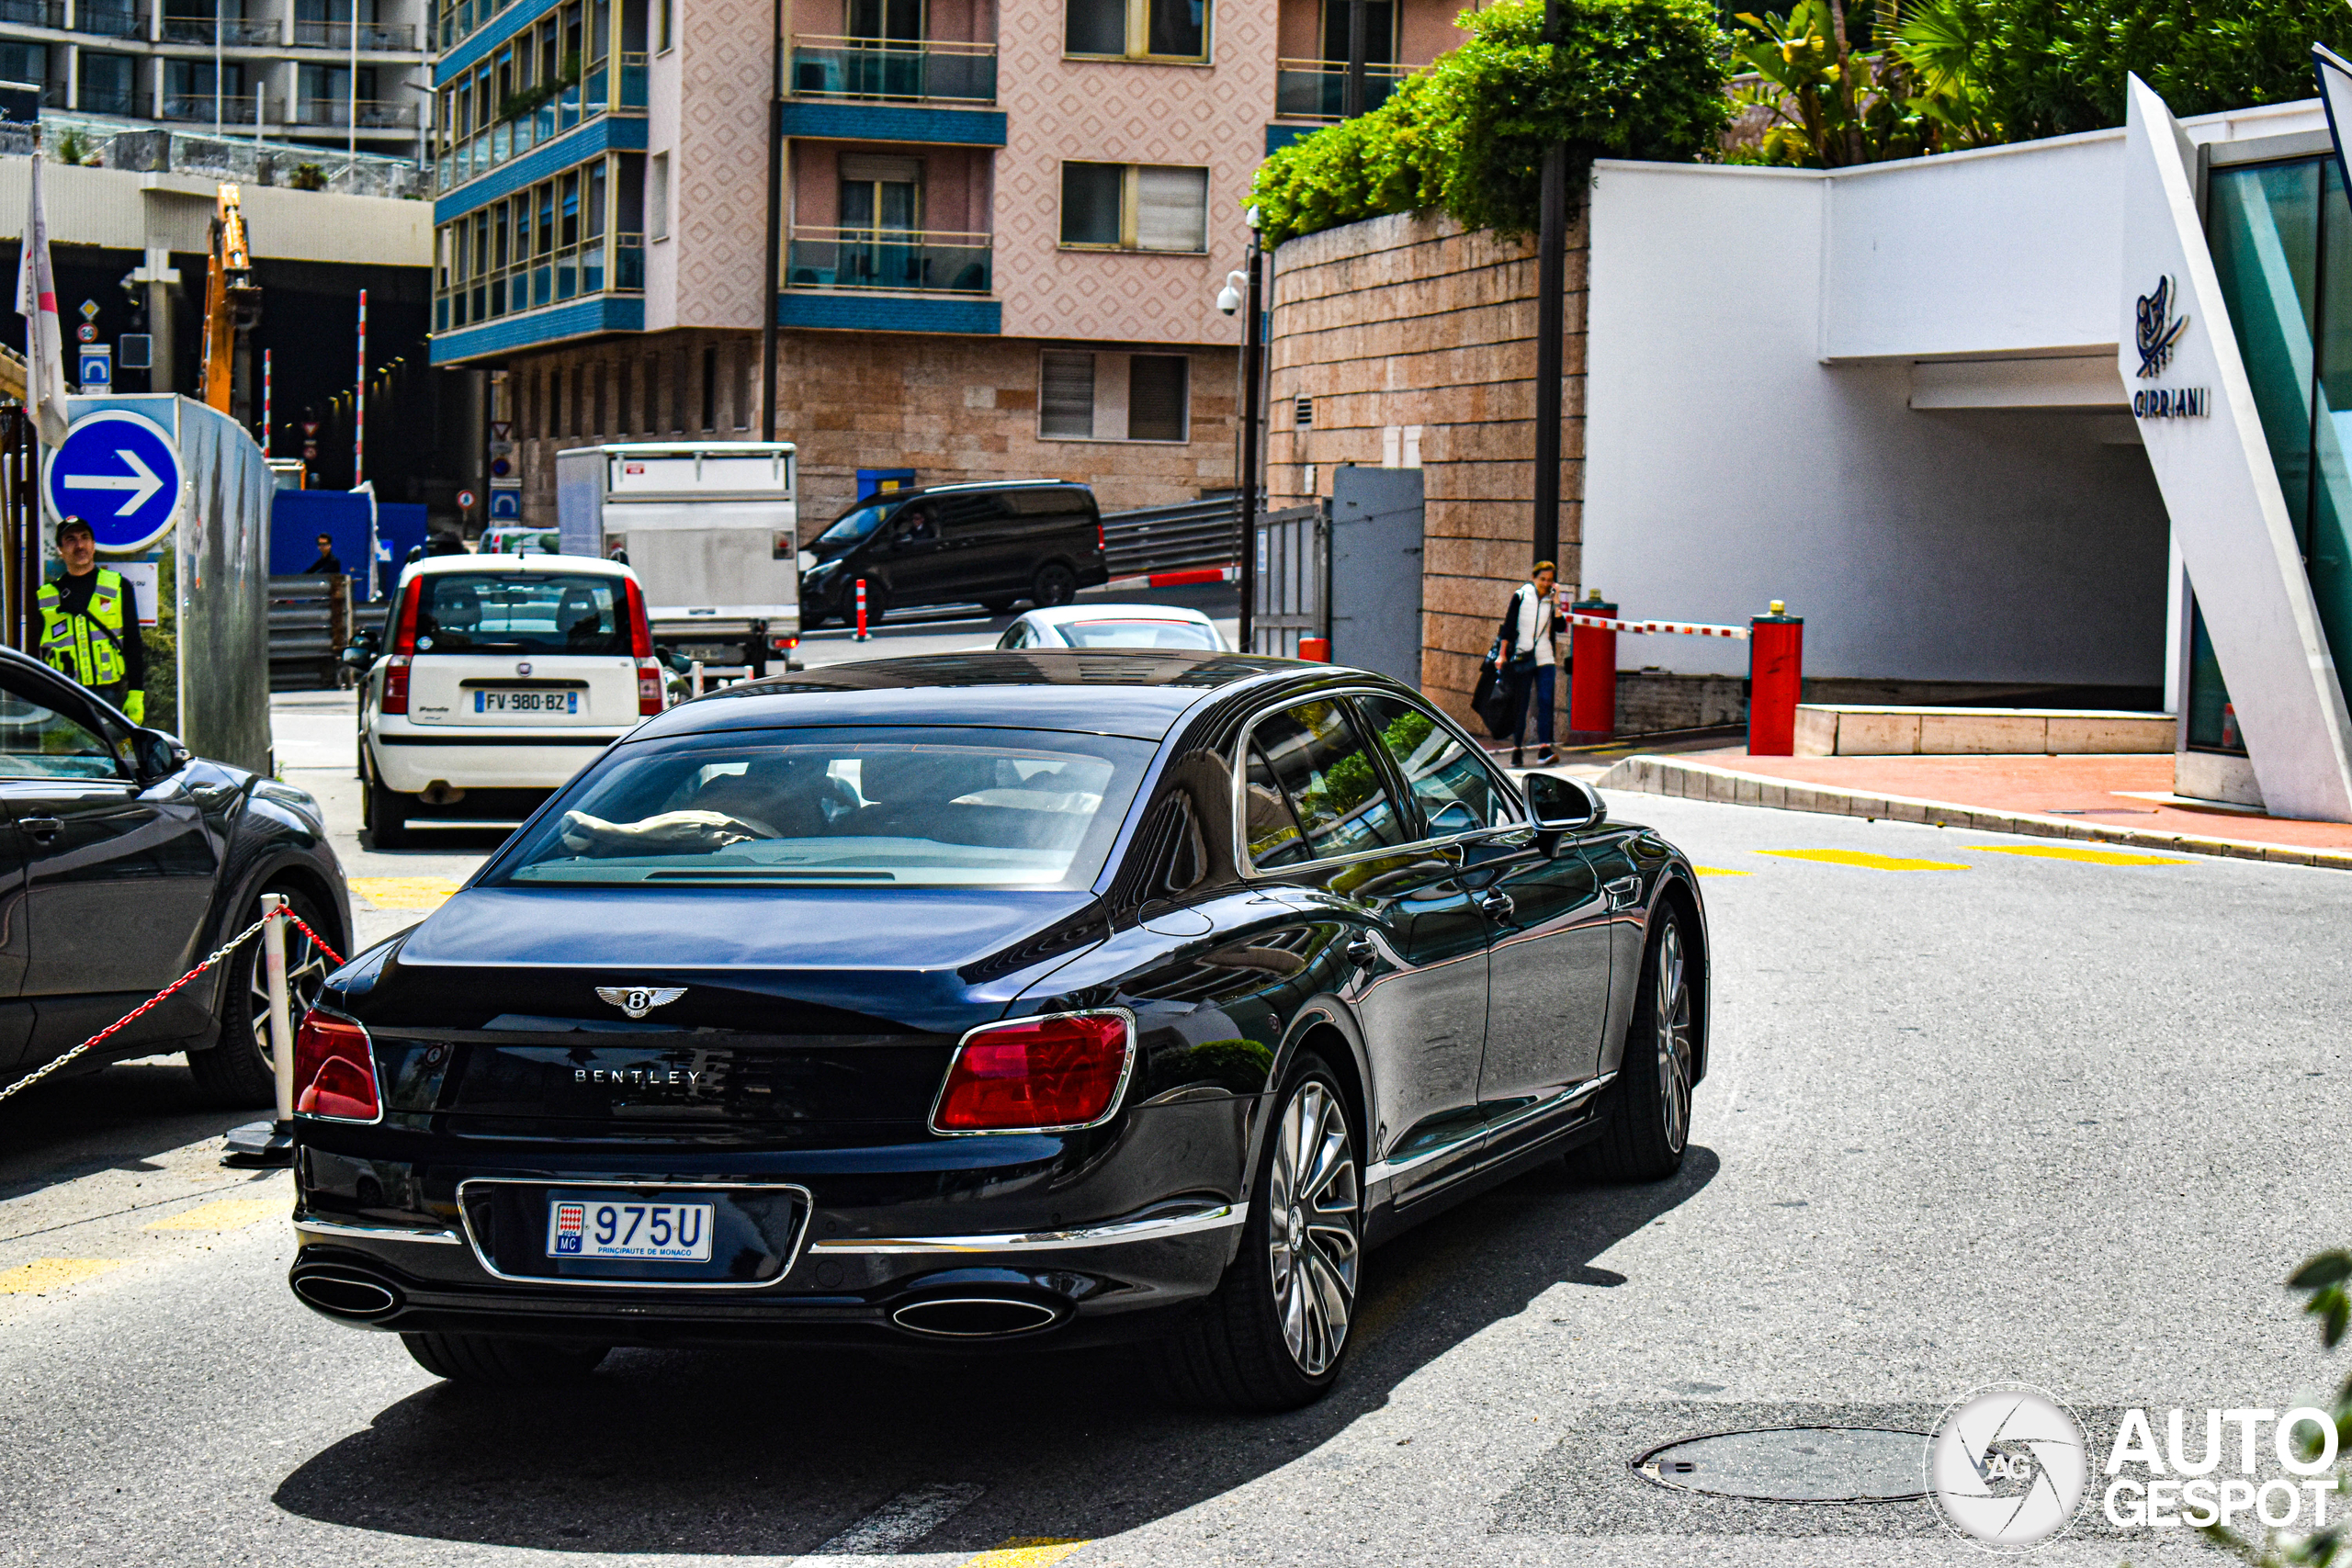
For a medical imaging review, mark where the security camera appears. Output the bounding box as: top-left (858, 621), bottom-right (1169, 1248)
top-left (1216, 284), bottom-right (1241, 316)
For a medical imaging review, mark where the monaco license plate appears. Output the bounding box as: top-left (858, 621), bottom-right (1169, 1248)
top-left (547, 1198), bottom-right (715, 1261)
top-left (475, 689), bottom-right (580, 716)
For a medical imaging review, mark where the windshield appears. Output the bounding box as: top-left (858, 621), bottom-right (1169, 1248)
top-left (413, 572), bottom-right (630, 656)
top-left (1055, 618), bottom-right (1220, 650)
top-left (490, 727), bottom-right (1155, 889)
top-left (810, 502), bottom-right (894, 556)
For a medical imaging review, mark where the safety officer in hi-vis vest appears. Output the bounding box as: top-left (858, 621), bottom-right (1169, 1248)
top-left (38, 515), bottom-right (145, 723)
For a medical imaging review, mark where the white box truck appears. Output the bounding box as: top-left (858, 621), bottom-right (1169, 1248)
top-left (554, 441), bottom-right (798, 671)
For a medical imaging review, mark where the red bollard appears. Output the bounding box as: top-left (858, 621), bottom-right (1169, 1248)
top-left (1297, 636), bottom-right (1329, 662)
top-left (854, 579), bottom-right (870, 642)
top-left (1567, 593), bottom-right (1617, 742)
top-left (1747, 599), bottom-right (1803, 755)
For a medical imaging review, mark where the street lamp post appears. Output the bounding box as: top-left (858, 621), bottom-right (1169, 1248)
top-left (1218, 218), bottom-right (1265, 653)
top-left (1530, 0), bottom-right (1566, 571)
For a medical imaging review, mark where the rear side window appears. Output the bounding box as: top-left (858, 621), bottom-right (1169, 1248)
top-left (1245, 700), bottom-right (1407, 866)
top-left (1356, 694), bottom-right (1511, 838)
top-left (1002, 487), bottom-right (1093, 520)
top-left (414, 573), bottom-right (630, 656)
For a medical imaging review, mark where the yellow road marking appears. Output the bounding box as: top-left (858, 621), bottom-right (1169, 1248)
top-left (1757, 849), bottom-right (1971, 872)
top-left (349, 875), bottom-right (461, 910)
top-left (0, 1258), bottom-right (123, 1293)
top-left (958, 1543), bottom-right (1089, 1568)
top-left (1691, 865), bottom-right (1751, 876)
top-left (143, 1197), bottom-right (286, 1232)
top-left (1968, 845), bottom-right (2188, 866)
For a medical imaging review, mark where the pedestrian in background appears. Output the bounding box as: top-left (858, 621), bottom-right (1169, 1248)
top-left (305, 532), bottom-right (342, 575)
top-left (38, 515), bottom-right (144, 723)
top-left (1493, 559), bottom-right (1559, 767)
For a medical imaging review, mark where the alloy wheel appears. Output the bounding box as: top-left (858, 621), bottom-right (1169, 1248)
top-left (248, 908), bottom-right (333, 1068)
top-left (1654, 919), bottom-right (1694, 1153)
top-left (1265, 1079), bottom-right (1360, 1376)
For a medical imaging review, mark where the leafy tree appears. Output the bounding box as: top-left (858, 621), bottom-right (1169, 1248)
top-left (1250, 0), bottom-right (1729, 245)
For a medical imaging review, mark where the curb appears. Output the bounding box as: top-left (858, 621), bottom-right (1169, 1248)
top-left (1592, 753), bottom-right (2352, 872)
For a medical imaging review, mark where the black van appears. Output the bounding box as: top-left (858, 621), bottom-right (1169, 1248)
top-left (797, 479), bottom-right (1108, 626)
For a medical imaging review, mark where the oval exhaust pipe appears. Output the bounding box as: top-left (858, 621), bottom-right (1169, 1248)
top-left (890, 1296), bottom-right (1064, 1338)
top-left (291, 1268), bottom-right (402, 1320)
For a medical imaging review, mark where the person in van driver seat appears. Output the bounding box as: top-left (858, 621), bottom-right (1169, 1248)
top-left (38, 515), bottom-right (145, 723)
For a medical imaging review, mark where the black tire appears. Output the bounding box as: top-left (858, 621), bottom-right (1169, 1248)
top-left (1575, 903), bottom-right (1695, 1184)
top-left (1031, 561), bottom-right (1079, 608)
top-left (1145, 1054), bottom-right (1362, 1411)
top-left (367, 770), bottom-right (413, 849)
top-left (185, 886), bottom-right (337, 1108)
top-left (401, 1332), bottom-right (609, 1385)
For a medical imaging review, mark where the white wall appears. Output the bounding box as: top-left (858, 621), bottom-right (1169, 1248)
top-left (1582, 154), bottom-right (2169, 684)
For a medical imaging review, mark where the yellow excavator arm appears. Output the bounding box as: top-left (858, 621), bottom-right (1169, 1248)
top-left (199, 183), bottom-right (260, 413)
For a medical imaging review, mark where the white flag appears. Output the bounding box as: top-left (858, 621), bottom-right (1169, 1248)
top-left (13, 155), bottom-right (68, 446)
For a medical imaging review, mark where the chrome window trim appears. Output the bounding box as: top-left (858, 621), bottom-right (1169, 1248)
top-left (293, 1215), bottom-right (465, 1247)
top-left (452, 1177), bottom-right (816, 1291)
top-left (925, 1006), bottom-right (1139, 1136)
top-left (808, 1201), bottom-right (1243, 1256)
top-left (1229, 683), bottom-right (1528, 884)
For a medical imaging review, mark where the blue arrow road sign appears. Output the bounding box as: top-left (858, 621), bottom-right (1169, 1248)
top-left (43, 409), bottom-right (182, 552)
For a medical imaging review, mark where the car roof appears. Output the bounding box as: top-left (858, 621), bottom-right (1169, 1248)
top-left (628, 650), bottom-right (1298, 742)
top-left (836, 479), bottom-right (1087, 513)
top-left (1020, 603), bottom-right (1216, 628)
top-left (402, 553), bottom-right (634, 577)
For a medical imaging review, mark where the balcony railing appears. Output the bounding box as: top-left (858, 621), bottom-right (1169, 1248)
top-left (1273, 58), bottom-right (1410, 121)
top-left (293, 17), bottom-right (415, 49)
top-left (786, 227), bottom-right (992, 294)
top-left (435, 230), bottom-right (644, 336)
top-left (73, 0), bottom-right (143, 34)
top-left (163, 15), bottom-right (280, 44)
top-left (789, 37), bottom-right (997, 104)
top-left (435, 56), bottom-right (644, 195)
top-left (78, 85), bottom-right (138, 114)
top-left (161, 90), bottom-right (261, 124)
top-left (0, 0), bottom-right (62, 27)
top-left (298, 96), bottom-right (418, 128)
top-left (436, 0), bottom-right (519, 52)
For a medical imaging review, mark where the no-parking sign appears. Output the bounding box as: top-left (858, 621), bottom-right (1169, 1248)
top-left (42, 409), bottom-right (183, 552)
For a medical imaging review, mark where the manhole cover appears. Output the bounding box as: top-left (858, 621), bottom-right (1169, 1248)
top-left (1634, 1426), bottom-right (1930, 1503)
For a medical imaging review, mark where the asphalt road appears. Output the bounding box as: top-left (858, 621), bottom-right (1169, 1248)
top-left (5, 703), bottom-right (2348, 1563)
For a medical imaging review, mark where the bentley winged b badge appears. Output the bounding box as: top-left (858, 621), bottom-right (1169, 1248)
top-left (597, 986), bottom-right (687, 1020)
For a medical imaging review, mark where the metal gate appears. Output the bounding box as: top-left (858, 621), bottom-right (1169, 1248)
top-left (1250, 503), bottom-right (1325, 658)
top-left (1329, 466), bottom-right (1424, 686)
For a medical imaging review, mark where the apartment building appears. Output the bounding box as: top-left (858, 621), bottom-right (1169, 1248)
top-left (0, 0), bottom-right (433, 157)
top-left (425, 0), bottom-right (1470, 525)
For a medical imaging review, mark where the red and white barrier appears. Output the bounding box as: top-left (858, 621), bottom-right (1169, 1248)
top-left (1563, 594), bottom-right (1804, 756)
top-left (1100, 563), bottom-right (1238, 592)
top-left (1559, 610), bottom-right (1749, 640)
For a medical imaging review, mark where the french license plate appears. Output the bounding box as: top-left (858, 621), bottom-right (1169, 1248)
top-left (547, 1198), bottom-right (714, 1261)
top-left (475, 689), bottom-right (580, 716)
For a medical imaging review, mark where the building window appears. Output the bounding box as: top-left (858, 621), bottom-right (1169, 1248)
top-left (79, 52), bottom-right (133, 118)
top-left (650, 152), bottom-right (670, 241)
top-left (1039, 351), bottom-right (1190, 443)
top-left (1059, 164), bottom-right (1207, 253)
top-left (1065, 0), bottom-right (1208, 62)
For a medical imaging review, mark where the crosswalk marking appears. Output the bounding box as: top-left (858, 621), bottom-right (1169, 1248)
top-left (1968, 844), bottom-right (2189, 865)
top-left (143, 1197), bottom-right (286, 1232)
top-left (1691, 865), bottom-right (1751, 876)
top-left (958, 1541), bottom-right (1091, 1568)
top-left (0, 1258), bottom-right (123, 1293)
top-left (1756, 849), bottom-right (1971, 872)
top-left (349, 875), bottom-right (461, 910)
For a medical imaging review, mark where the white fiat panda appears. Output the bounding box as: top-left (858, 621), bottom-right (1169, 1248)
top-left (358, 554), bottom-right (664, 846)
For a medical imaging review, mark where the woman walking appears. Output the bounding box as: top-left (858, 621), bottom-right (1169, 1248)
top-left (1493, 560), bottom-right (1560, 767)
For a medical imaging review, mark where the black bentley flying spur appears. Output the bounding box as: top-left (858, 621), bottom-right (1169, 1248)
top-left (287, 651), bottom-right (1709, 1410)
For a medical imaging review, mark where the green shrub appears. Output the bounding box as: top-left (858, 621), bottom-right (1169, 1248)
top-left (1250, 0), bottom-right (1730, 246)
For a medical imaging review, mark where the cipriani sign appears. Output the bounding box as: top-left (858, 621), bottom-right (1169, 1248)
top-left (2131, 275), bottom-right (2209, 419)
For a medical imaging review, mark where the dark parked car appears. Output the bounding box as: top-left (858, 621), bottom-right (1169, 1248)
top-left (797, 479), bottom-right (1107, 626)
top-left (286, 652), bottom-right (1708, 1409)
top-left (0, 647), bottom-right (351, 1106)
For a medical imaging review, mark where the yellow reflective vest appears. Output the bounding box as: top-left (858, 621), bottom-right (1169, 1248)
top-left (38, 568), bottom-right (132, 692)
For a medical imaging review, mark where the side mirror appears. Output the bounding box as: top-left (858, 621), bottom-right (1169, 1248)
top-left (1525, 773), bottom-right (1605, 834)
top-left (130, 726), bottom-right (192, 783)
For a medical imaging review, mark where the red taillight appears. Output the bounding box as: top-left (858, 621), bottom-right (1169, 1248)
top-left (1096, 519), bottom-right (1106, 552)
top-left (931, 1010), bottom-right (1133, 1134)
top-left (637, 658), bottom-right (664, 714)
top-left (622, 575), bottom-right (664, 714)
top-left (623, 574), bottom-right (655, 658)
top-left (381, 654), bottom-right (412, 715)
top-left (292, 1010), bottom-right (380, 1122)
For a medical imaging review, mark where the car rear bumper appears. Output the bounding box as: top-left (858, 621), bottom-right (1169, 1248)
top-left (368, 724), bottom-right (629, 792)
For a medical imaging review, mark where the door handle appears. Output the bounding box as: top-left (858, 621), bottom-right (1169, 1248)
top-left (17, 817), bottom-right (62, 840)
top-left (1345, 935), bottom-right (1378, 968)
top-left (1476, 887), bottom-right (1515, 920)
top-left (1604, 875), bottom-right (1642, 910)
